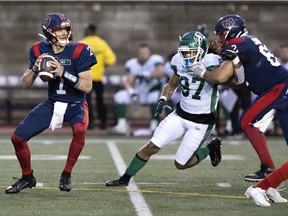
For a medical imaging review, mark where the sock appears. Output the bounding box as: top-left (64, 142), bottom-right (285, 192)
top-left (243, 127), bottom-right (275, 169)
top-left (256, 161), bottom-right (288, 190)
top-left (11, 134), bottom-right (33, 176)
top-left (125, 154), bottom-right (148, 176)
top-left (115, 104), bottom-right (126, 118)
top-left (61, 170), bottom-right (71, 178)
top-left (195, 147), bottom-right (209, 163)
top-left (64, 122), bottom-right (86, 172)
top-left (22, 171), bottom-right (34, 180)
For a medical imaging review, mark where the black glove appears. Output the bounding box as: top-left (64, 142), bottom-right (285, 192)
top-left (154, 98), bottom-right (172, 118)
top-left (221, 44), bottom-right (238, 61)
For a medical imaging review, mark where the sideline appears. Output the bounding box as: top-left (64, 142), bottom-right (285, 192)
top-left (106, 141), bottom-right (152, 216)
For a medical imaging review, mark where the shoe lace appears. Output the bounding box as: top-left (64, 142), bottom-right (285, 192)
top-left (11, 177), bottom-right (23, 187)
top-left (269, 188), bottom-right (283, 200)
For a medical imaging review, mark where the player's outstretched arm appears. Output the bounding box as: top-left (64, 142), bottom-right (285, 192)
top-left (203, 61), bottom-right (235, 83)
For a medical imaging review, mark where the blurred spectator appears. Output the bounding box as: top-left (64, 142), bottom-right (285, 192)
top-left (278, 44), bottom-right (288, 69)
top-left (80, 24), bottom-right (116, 129)
top-left (109, 43), bottom-right (165, 135)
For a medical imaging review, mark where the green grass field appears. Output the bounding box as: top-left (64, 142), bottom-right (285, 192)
top-left (0, 134), bottom-right (287, 216)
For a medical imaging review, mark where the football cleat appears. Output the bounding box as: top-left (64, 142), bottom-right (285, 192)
top-left (105, 178), bottom-right (129, 187)
top-left (206, 137), bottom-right (222, 167)
top-left (266, 187), bottom-right (287, 203)
top-left (245, 186), bottom-right (271, 207)
top-left (59, 177), bottom-right (71, 192)
top-left (109, 124), bottom-right (130, 136)
top-left (5, 175), bottom-right (37, 194)
top-left (244, 163), bottom-right (275, 182)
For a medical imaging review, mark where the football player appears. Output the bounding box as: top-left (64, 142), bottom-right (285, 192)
top-left (189, 14), bottom-right (288, 202)
top-left (106, 31), bottom-right (222, 187)
top-left (109, 43), bottom-right (165, 136)
top-left (5, 13), bottom-right (96, 194)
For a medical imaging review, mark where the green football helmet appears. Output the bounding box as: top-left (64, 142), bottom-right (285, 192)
top-left (178, 31), bottom-right (208, 64)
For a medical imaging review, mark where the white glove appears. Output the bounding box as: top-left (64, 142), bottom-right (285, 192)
top-left (187, 62), bottom-right (206, 78)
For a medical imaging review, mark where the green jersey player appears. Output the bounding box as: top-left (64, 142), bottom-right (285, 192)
top-left (106, 31), bottom-right (222, 187)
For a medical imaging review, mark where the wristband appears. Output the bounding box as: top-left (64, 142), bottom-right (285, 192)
top-left (159, 96), bottom-right (167, 101)
top-left (232, 56), bottom-right (241, 65)
top-left (62, 70), bottom-right (80, 88)
top-left (235, 65), bottom-right (245, 84)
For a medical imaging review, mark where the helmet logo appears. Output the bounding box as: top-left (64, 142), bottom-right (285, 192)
top-left (42, 17), bottom-right (51, 29)
top-left (221, 18), bottom-right (236, 29)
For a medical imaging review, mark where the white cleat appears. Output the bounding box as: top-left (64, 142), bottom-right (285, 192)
top-left (266, 187), bottom-right (288, 203)
top-left (109, 124), bottom-right (130, 136)
top-left (245, 186), bottom-right (271, 207)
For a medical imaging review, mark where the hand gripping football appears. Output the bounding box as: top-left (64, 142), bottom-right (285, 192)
top-left (38, 55), bottom-right (55, 82)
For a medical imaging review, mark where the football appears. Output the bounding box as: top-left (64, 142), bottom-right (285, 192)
top-left (38, 55), bottom-right (55, 82)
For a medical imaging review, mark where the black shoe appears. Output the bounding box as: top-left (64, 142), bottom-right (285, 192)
top-left (244, 163), bottom-right (275, 182)
top-left (59, 177), bottom-right (71, 192)
top-left (206, 137), bottom-right (222, 167)
top-left (105, 178), bottom-right (129, 187)
top-left (5, 175), bottom-right (37, 194)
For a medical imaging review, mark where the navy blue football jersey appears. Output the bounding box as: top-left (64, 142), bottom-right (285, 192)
top-left (29, 41), bottom-right (97, 102)
top-left (228, 36), bottom-right (288, 95)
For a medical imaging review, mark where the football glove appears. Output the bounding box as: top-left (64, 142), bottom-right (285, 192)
top-left (154, 98), bottom-right (172, 117)
top-left (131, 92), bottom-right (139, 102)
top-left (221, 44), bottom-right (238, 61)
top-left (127, 88), bottom-right (139, 102)
top-left (187, 62), bottom-right (206, 78)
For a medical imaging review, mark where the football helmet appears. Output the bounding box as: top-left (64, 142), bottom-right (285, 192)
top-left (178, 31), bottom-right (208, 65)
top-left (41, 13), bottom-right (73, 47)
top-left (214, 14), bottom-right (247, 45)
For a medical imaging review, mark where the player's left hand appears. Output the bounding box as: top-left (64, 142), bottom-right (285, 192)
top-left (187, 62), bottom-right (206, 78)
top-left (49, 56), bottom-right (65, 77)
top-left (221, 44), bottom-right (238, 61)
top-left (154, 98), bottom-right (172, 117)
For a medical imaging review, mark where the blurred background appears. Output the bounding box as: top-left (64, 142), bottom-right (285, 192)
top-left (0, 0), bottom-right (287, 129)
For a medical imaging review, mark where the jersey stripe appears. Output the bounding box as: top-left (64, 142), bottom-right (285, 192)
top-left (32, 42), bottom-right (41, 57)
top-left (228, 38), bottom-right (244, 44)
top-left (72, 43), bottom-right (85, 59)
top-left (240, 83), bottom-right (286, 130)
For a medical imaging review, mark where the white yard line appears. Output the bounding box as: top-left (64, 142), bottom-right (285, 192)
top-left (106, 141), bottom-right (152, 216)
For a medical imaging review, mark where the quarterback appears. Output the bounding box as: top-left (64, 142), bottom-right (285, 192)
top-left (5, 13), bottom-right (96, 194)
top-left (106, 31), bottom-right (222, 187)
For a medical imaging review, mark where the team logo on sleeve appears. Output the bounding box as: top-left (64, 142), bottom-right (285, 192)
top-left (59, 59), bottom-right (71, 65)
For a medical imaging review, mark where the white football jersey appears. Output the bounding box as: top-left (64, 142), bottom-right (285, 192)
top-left (125, 54), bottom-right (165, 93)
top-left (171, 53), bottom-right (221, 114)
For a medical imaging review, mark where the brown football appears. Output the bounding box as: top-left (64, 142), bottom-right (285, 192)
top-left (38, 55), bottom-right (55, 82)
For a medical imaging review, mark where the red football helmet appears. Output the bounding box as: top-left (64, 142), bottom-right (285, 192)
top-left (41, 13), bottom-right (74, 47)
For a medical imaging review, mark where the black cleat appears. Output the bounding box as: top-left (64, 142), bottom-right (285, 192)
top-left (59, 177), bottom-right (71, 192)
top-left (105, 178), bottom-right (129, 187)
top-left (5, 176), bottom-right (37, 194)
top-left (206, 137), bottom-right (222, 167)
top-left (244, 163), bottom-right (275, 182)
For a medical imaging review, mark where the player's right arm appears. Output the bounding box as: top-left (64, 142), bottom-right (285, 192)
top-left (21, 68), bottom-right (38, 89)
top-left (161, 73), bottom-right (180, 100)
